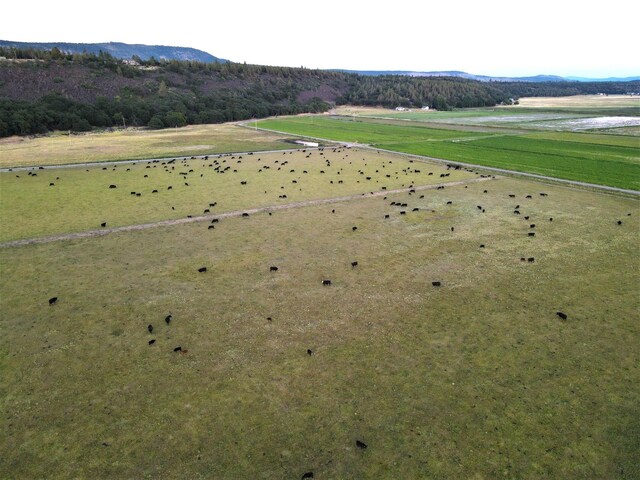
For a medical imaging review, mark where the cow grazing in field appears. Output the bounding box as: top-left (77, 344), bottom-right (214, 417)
top-left (479, 244), bottom-right (485, 248)
top-left (413, 208), bottom-right (419, 212)
top-left (307, 349), bottom-right (313, 356)
top-left (451, 227), bottom-right (455, 232)
top-left (556, 311), bottom-right (567, 320)
top-left (447, 201), bottom-right (453, 205)
top-left (617, 220), bottom-right (622, 225)
top-left (351, 261), bottom-right (358, 267)
top-left (204, 209), bottom-right (210, 214)
top-left (301, 472), bottom-right (314, 479)
top-left (400, 211), bottom-right (406, 215)
top-left (49, 182), bottom-right (55, 186)
top-left (270, 266), bottom-right (279, 272)
top-left (241, 181), bottom-right (247, 185)
top-left (384, 214), bottom-right (390, 218)
top-left (322, 280), bottom-right (332, 286)
top-left (432, 281), bottom-right (442, 287)
top-left (356, 440), bottom-right (368, 449)
top-left (352, 226), bottom-right (358, 231)
top-left (109, 184), bottom-right (117, 189)
top-left (242, 213), bottom-right (249, 217)
top-left (148, 339), bottom-right (156, 345)
top-left (208, 225), bottom-right (215, 230)
top-left (527, 257), bottom-right (535, 262)
top-left (540, 193), bottom-right (548, 196)
top-left (152, 189), bottom-right (158, 193)
top-left (549, 218), bottom-right (553, 222)
top-left (101, 222), bottom-right (107, 228)
top-left (477, 205), bottom-right (482, 210)
top-left (514, 210), bottom-right (520, 215)
top-left (524, 216), bottom-right (530, 220)
top-left (528, 232), bottom-right (535, 237)
top-left (48, 297), bottom-right (58, 305)
top-left (174, 346), bottom-right (182, 352)
top-left (211, 219), bottom-right (219, 223)
top-left (198, 267), bottom-right (207, 273)
top-left (526, 195), bottom-right (532, 199)
top-left (530, 224), bottom-right (536, 228)
top-left (148, 324), bottom-right (153, 333)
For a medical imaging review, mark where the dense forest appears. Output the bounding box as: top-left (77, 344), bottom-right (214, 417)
top-left (1, 47), bottom-right (638, 137)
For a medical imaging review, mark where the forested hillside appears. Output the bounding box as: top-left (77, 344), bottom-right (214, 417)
top-left (1, 47), bottom-right (637, 137)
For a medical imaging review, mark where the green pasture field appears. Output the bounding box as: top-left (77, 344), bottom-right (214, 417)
top-left (0, 148), bottom-right (476, 242)
top-left (259, 116), bottom-right (491, 144)
top-left (258, 116), bottom-right (640, 190)
top-left (2, 174), bottom-right (638, 479)
top-left (0, 124), bottom-right (290, 168)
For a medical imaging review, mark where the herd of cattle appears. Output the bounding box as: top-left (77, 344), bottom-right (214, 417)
top-left (38, 146), bottom-right (636, 356)
top-left (37, 148), bottom-right (622, 360)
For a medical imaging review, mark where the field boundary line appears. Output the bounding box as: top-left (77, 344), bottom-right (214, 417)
top-left (0, 177), bottom-right (495, 248)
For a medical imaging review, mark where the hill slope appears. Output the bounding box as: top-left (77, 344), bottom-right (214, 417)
top-left (0, 40), bottom-right (226, 63)
top-left (0, 47), bottom-right (638, 137)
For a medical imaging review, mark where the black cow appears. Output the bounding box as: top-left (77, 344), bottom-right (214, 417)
top-left (148, 324), bottom-right (153, 333)
top-left (148, 339), bottom-right (156, 345)
top-left (322, 280), bottom-right (332, 286)
top-left (356, 440), bottom-right (368, 449)
top-left (242, 213), bottom-right (249, 217)
top-left (384, 214), bottom-right (390, 218)
top-left (101, 222), bottom-right (107, 228)
top-left (556, 311), bottom-right (567, 320)
top-left (479, 244), bottom-right (485, 248)
top-left (530, 224), bottom-right (536, 228)
top-left (48, 296), bottom-right (58, 305)
top-left (432, 281), bottom-right (442, 287)
top-left (527, 257), bottom-right (535, 262)
top-left (174, 346), bottom-right (182, 352)
top-left (198, 267), bottom-right (207, 273)
top-left (528, 232), bottom-right (535, 237)
top-left (165, 315), bottom-right (172, 324)
top-left (617, 220), bottom-right (622, 225)
top-left (307, 349), bottom-right (313, 356)
top-left (152, 189), bottom-right (158, 193)
top-left (208, 225), bottom-right (215, 230)
top-left (270, 266), bottom-right (279, 272)
top-left (301, 472), bottom-right (314, 479)
top-left (109, 184), bottom-right (117, 189)
top-left (352, 226), bottom-right (358, 231)
top-left (351, 261), bottom-right (358, 267)
top-left (413, 208), bottom-right (419, 211)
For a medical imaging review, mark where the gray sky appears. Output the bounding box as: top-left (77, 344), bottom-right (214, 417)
top-left (4, 0), bottom-right (639, 77)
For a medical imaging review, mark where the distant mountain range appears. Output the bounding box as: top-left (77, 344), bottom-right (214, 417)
top-left (337, 70), bottom-right (640, 83)
top-left (1, 40), bottom-right (637, 83)
top-left (0, 40), bottom-right (227, 63)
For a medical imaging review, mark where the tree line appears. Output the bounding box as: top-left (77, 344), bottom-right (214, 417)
top-left (0, 47), bottom-right (637, 137)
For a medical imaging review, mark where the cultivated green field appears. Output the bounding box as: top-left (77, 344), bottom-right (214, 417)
top-left (2, 168), bottom-right (638, 478)
top-left (258, 116), bottom-right (640, 190)
top-left (0, 148), bottom-right (476, 242)
top-left (0, 124), bottom-right (291, 168)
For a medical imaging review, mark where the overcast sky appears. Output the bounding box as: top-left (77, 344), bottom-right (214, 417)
top-left (4, 0), bottom-right (638, 77)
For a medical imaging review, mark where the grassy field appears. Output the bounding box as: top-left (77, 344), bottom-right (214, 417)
top-left (258, 116), bottom-right (640, 190)
top-left (0, 124), bottom-right (291, 168)
top-left (0, 148), bottom-right (476, 242)
top-left (2, 168), bottom-right (638, 478)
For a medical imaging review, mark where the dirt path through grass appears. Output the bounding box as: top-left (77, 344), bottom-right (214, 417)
top-left (0, 177), bottom-right (495, 248)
